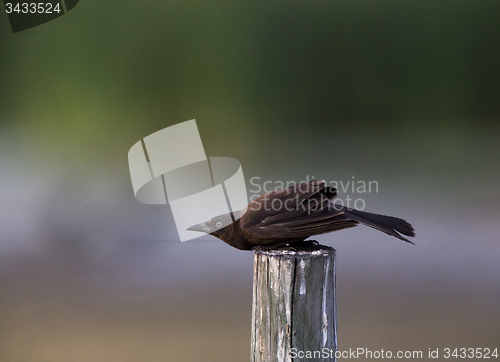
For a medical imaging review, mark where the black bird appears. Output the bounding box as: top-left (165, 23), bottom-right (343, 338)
top-left (187, 180), bottom-right (415, 250)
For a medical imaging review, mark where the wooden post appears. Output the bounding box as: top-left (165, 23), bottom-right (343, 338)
top-left (251, 242), bottom-right (337, 362)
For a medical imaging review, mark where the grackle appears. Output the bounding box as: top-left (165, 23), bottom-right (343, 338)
top-left (187, 180), bottom-right (415, 250)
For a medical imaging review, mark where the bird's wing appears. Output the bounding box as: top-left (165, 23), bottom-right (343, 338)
top-left (244, 180), bottom-right (335, 222)
top-left (241, 180), bottom-right (356, 240)
top-left (255, 204), bottom-right (358, 239)
top-left (258, 180), bottom-right (337, 222)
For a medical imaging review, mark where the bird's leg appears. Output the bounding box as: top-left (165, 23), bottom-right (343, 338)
top-left (282, 244), bottom-right (298, 252)
top-left (253, 240), bottom-right (300, 252)
top-left (253, 240), bottom-right (321, 253)
top-left (286, 239), bottom-right (321, 252)
top-left (288, 239), bottom-right (317, 247)
top-left (252, 240), bottom-right (290, 252)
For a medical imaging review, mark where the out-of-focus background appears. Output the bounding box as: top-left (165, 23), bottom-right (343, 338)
top-left (1, 1), bottom-right (499, 361)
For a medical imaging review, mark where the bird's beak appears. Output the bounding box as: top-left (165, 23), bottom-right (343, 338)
top-left (186, 222), bottom-right (211, 233)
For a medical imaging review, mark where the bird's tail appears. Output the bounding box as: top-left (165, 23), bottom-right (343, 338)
top-left (340, 207), bottom-right (415, 244)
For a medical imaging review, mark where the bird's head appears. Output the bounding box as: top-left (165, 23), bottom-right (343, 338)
top-left (186, 209), bottom-right (250, 250)
top-left (186, 212), bottom-right (234, 235)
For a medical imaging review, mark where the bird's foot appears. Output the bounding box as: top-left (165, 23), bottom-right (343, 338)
top-left (289, 239), bottom-right (318, 247)
top-left (282, 244), bottom-right (298, 252)
top-left (287, 239), bottom-right (326, 252)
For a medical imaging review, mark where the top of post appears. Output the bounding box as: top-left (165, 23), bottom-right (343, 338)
top-left (253, 241), bottom-right (335, 258)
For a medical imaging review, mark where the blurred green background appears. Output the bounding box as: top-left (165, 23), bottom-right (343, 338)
top-left (1, 1), bottom-right (499, 361)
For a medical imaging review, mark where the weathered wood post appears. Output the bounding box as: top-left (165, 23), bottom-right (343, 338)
top-left (251, 243), bottom-right (337, 362)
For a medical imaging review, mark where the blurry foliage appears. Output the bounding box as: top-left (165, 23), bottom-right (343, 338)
top-left (0, 0), bottom-right (499, 166)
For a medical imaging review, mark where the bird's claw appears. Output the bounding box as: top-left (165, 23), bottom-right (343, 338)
top-left (283, 245), bottom-right (298, 252)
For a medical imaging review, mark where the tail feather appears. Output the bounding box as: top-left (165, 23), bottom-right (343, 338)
top-left (341, 207), bottom-right (415, 244)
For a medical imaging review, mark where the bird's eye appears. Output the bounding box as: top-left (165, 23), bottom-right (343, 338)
top-left (216, 222), bottom-right (222, 228)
